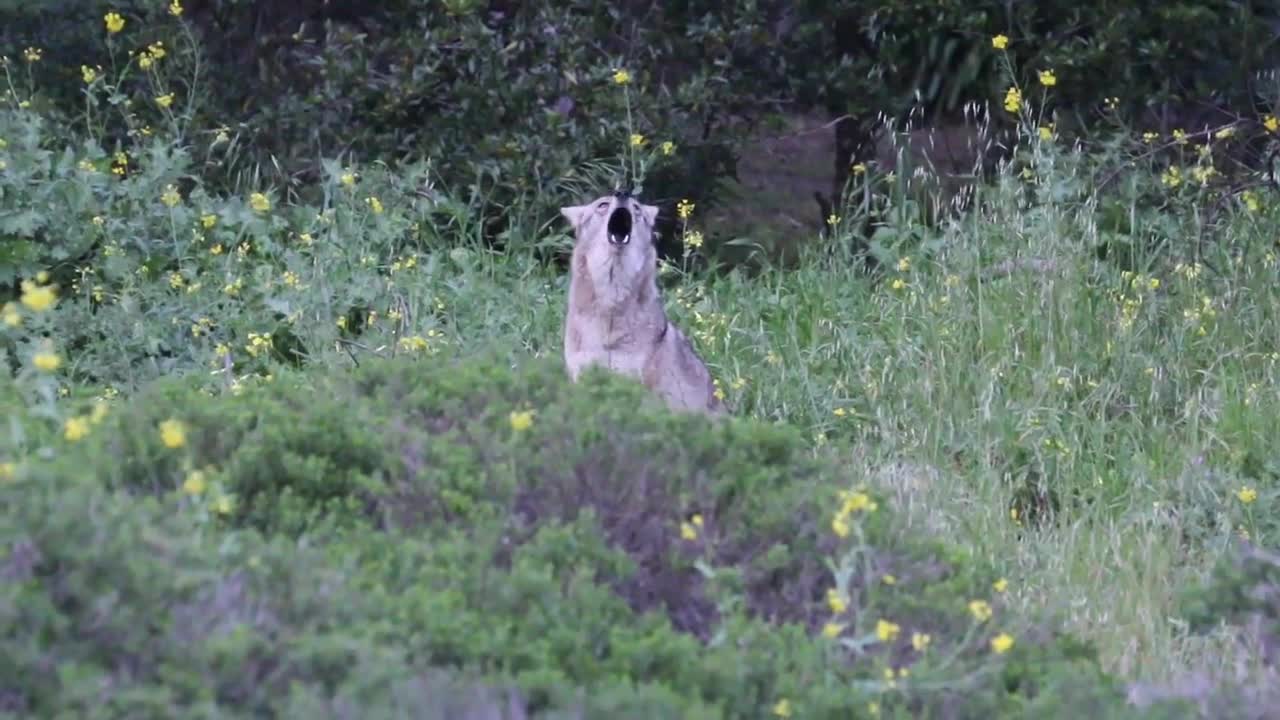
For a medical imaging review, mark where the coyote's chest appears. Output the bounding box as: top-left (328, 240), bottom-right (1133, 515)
top-left (564, 313), bottom-right (656, 381)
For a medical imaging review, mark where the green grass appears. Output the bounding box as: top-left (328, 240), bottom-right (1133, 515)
top-left (3, 28), bottom-right (1280, 716)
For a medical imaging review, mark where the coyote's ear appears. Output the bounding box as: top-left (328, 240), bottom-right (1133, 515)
top-left (638, 203), bottom-right (659, 228)
top-left (560, 204), bottom-right (590, 232)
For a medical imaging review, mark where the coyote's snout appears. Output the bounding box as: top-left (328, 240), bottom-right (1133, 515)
top-left (560, 191), bottom-right (727, 416)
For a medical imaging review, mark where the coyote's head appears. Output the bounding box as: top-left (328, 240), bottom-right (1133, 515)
top-left (561, 191), bottom-right (660, 300)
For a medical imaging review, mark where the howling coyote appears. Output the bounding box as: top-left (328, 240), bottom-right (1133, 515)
top-left (560, 191), bottom-right (726, 416)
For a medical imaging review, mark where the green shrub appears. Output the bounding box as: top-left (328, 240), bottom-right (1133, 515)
top-left (7, 0), bottom-right (1276, 265)
top-left (2, 352), bottom-right (1190, 717)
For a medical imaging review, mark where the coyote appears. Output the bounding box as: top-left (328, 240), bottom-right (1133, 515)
top-left (560, 190), bottom-right (727, 416)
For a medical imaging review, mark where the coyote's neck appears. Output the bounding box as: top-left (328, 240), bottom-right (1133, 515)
top-left (568, 251), bottom-right (665, 349)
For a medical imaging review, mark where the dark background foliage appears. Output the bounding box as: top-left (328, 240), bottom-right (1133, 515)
top-left (5, 0), bottom-right (1278, 257)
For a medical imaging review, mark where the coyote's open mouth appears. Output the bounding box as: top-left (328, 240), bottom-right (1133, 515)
top-left (607, 205), bottom-right (632, 245)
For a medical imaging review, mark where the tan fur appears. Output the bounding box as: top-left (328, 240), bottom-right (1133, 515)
top-left (560, 193), bottom-right (727, 416)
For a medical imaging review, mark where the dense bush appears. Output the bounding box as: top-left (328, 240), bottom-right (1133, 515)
top-left (0, 354), bottom-right (1190, 717)
top-left (4, 0), bottom-right (1277, 260)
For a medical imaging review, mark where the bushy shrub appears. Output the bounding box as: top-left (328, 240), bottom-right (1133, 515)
top-left (6, 0), bottom-right (1276, 264)
top-left (0, 353), bottom-right (1180, 717)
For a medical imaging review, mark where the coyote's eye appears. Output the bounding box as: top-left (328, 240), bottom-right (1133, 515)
top-left (595, 201), bottom-right (610, 213)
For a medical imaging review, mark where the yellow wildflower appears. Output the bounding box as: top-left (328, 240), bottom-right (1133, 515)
top-left (1265, 115), bottom-right (1279, 133)
top-left (1038, 69), bottom-right (1057, 87)
top-left (839, 490), bottom-right (876, 515)
top-left (630, 133), bottom-right (646, 147)
top-left (822, 622), bottom-right (845, 639)
top-left (0, 462), bottom-right (14, 481)
top-left (876, 619), bottom-right (901, 642)
top-left (81, 65), bottom-right (98, 83)
top-left (612, 68), bottom-right (631, 85)
top-left (155, 93), bottom-right (174, 109)
top-left (200, 213), bottom-right (217, 229)
top-left (159, 418), bottom-right (187, 449)
top-left (1192, 165), bottom-right (1216, 185)
top-left (20, 280), bottom-right (57, 312)
top-left (2, 302), bottom-right (20, 328)
top-left (993, 578), bottom-right (1009, 593)
top-left (911, 632), bottom-right (931, 651)
top-left (991, 632), bottom-right (1015, 654)
top-left (182, 470), bottom-right (207, 495)
top-left (104, 12), bottom-right (125, 33)
top-left (1242, 190), bottom-right (1260, 213)
top-left (398, 335), bottom-right (429, 352)
top-left (509, 409), bottom-right (535, 432)
top-left (831, 514), bottom-right (850, 538)
top-left (365, 196), bottom-right (384, 214)
top-left (684, 230), bottom-right (704, 249)
top-left (340, 172), bottom-right (356, 187)
top-left (161, 184), bottom-right (181, 207)
top-left (661, 140), bottom-right (676, 156)
top-left (896, 257), bottom-right (911, 272)
top-left (249, 192), bottom-right (270, 212)
top-left (63, 416), bottom-right (91, 442)
top-left (1237, 486), bottom-right (1257, 504)
top-left (23, 47), bottom-right (42, 63)
top-left (213, 494), bottom-right (235, 515)
top-left (1003, 86), bottom-right (1022, 114)
top-left (245, 332), bottom-right (272, 358)
top-left (772, 699), bottom-right (792, 718)
top-left (969, 599), bottom-right (993, 622)
top-left (169, 0), bottom-right (183, 17)
top-left (991, 34), bottom-right (1009, 49)
top-left (677, 199), bottom-right (695, 219)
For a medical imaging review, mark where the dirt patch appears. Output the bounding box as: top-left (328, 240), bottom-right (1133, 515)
top-left (705, 112), bottom-right (838, 264)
